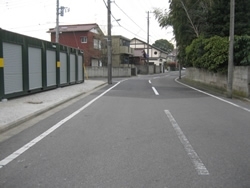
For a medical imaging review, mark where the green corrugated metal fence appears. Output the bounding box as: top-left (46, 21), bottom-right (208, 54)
top-left (0, 28), bottom-right (84, 100)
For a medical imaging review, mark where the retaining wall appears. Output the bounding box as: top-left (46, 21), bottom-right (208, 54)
top-left (186, 67), bottom-right (250, 97)
top-left (85, 67), bottom-right (131, 78)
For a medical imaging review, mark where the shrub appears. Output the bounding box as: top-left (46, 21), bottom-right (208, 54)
top-left (234, 35), bottom-right (250, 66)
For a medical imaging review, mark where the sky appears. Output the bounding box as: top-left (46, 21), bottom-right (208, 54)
top-left (0, 0), bottom-right (174, 45)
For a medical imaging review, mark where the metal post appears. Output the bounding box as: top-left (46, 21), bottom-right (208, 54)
top-left (56, 0), bottom-right (59, 43)
top-left (107, 0), bottom-right (112, 84)
top-left (179, 61), bottom-right (181, 79)
top-left (227, 0), bottom-right (235, 98)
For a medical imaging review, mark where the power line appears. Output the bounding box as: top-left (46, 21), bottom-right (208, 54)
top-left (112, 0), bottom-right (171, 43)
top-left (113, 2), bottom-right (146, 34)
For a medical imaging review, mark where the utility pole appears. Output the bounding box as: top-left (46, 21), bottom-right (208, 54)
top-left (107, 0), bottom-right (112, 84)
top-left (56, 0), bottom-right (70, 43)
top-left (227, 0), bottom-right (235, 98)
top-left (147, 11), bottom-right (149, 65)
top-left (56, 0), bottom-right (59, 43)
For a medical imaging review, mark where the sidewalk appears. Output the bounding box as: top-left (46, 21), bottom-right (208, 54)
top-left (0, 80), bottom-right (107, 133)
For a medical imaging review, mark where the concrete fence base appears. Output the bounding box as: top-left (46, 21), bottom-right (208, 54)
top-left (185, 67), bottom-right (250, 97)
top-left (85, 67), bottom-right (131, 78)
top-left (135, 64), bottom-right (163, 74)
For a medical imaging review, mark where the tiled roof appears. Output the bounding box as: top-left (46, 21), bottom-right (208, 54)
top-left (47, 23), bottom-right (99, 33)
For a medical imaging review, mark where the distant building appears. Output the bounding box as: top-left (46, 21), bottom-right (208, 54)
top-left (110, 35), bottom-right (134, 67)
top-left (130, 38), bottom-right (168, 66)
top-left (47, 23), bottom-right (105, 66)
top-left (166, 48), bottom-right (178, 63)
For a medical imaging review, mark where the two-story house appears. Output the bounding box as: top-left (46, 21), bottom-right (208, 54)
top-left (47, 23), bottom-right (104, 66)
top-left (111, 35), bottom-right (134, 67)
top-left (130, 38), bottom-right (168, 66)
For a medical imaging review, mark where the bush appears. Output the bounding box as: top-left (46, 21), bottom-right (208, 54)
top-left (185, 35), bottom-right (250, 73)
top-left (234, 35), bottom-right (250, 66)
top-left (202, 36), bottom-right (228, 73)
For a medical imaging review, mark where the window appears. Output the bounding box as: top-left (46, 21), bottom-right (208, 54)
top-left (120, 39), bottom-right (130, 47)
top-left (93, 39), bottom-right (101, 49)
top-left (81, 36), bottom-right (87, 43)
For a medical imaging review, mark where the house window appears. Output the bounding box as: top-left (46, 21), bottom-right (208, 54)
top-left (81, 36), bottom-right (87, 43)
top-left (94, 39), bottom-right (101, 49)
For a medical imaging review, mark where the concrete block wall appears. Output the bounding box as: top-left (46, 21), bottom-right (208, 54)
top-left (85, 67), bottom-right (131, 78)
top-left (233, 66), bottom-right (250, 96)
top-left (186, 67), bottom-right (250, 97)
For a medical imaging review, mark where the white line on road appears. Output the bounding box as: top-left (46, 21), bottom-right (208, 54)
top-left (175, 78), bottom-right (250, 113)
top-left (149, 80), bottom-right (151, 84)
top-left (0, 82), bottom-right (121, 169)
top-left (164, 110), bottom-right (209, 175)
top-left (152, 87), bottom-right (159, 95)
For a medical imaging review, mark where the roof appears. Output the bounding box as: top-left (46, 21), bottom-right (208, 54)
top-left (131, 38), bottom-right (169, 54)
top-left (111, 35), bottom-right (131, 41)
top-left (47, 23), bottom-right (101, 33)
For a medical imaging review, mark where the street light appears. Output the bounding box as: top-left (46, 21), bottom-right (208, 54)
top-left (111, 19), bottom-right (121, 28)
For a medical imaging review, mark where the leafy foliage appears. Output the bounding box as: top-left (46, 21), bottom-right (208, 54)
top-left (205, 0), bottom-right (250, 37)
top-left (234, 35), bottom-right (250, 66)
top-left (186, 36), bottom-right (228, 73)
top-left (154, 0), bottom-right (250, 72)
top-left (186, 35), bottom-right (250, 73)
top-left (152, 39), bottom-right (174, 53)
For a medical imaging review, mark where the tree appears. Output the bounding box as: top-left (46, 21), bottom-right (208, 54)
top-left (205, 0), bottom-right (250, 37)
top-left (152, 39), bottom-right (174, 53)
top-left (153, 0), bottom-right (211, 65)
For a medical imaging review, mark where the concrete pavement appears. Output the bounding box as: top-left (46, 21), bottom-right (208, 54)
top-left (0, 79), bottom-right (107, 134)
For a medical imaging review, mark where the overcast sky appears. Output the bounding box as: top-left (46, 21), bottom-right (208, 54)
top-left (0, 0), bottom-right (174, 45)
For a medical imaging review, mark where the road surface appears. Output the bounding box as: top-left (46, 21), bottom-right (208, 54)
top-left (1, 72), bottom-right (250, 188)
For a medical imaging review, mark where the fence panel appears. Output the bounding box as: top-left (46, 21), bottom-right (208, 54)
top-left (28, 47), bottom-right (42, 90)
top-left (70, 54), bottom-right (76, 83)
top-left (46, 50), bottom-right (57, 87)
top-left (60, 52), bottom-right (67, 85)
top-left (77, 55), bottom-right (83, 82)
top-left (3, 42), bottom-right (23, 94)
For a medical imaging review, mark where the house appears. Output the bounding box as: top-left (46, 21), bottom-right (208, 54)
top-left (167, 48), bottom-right (178, 63)
top-left (111, 35), bottom-right (134, 67)
top-left (47, 23), bottom-right (105, 66)
top-left (130, 38), bottom-right (168, 66)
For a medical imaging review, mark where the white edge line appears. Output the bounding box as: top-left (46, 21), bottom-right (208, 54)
top-left (164, 110), bottom-right (209, 175)
top-left (0, 82), bottom-right (121, 169)
top-left (175, 78), bottom-right (250, 113)
top-left (152, 87), bottom-right (159, 95)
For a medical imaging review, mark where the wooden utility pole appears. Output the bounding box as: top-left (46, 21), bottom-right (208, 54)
top-left (56, 0), bottom-right (59, 43)
top-left (107, 0), bottom-right (112, 84)
top-left (227, 0), bottom-right (235, 98)
top-left (147, 11), bottom-right (149, 65)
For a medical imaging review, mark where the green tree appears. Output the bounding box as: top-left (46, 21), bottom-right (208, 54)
top-left (205, 0), bottom-right (250, 37)
top-left (152, 39), bottom-right (174, 53)
top-left (153, 0), bottom-right (213, 65)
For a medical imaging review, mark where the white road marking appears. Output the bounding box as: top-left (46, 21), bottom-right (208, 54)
top-left (164, 110), bottom-right (209, 175)
top-left (0, 82), bottom-right (121, 169)
top-left (152, 87), bottom-right (159, 95)
top-left (149, 80), bottom-right (151, 84)
top-left (175, 78), bottom-right (250, 113)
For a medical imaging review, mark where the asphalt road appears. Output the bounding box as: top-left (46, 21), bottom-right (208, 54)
top-left (1, 72), bottom-right (250, 188)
